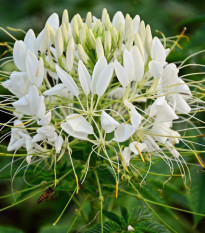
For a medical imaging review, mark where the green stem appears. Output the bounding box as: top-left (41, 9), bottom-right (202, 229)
top-left (53, 188), bottom-right (77, 226)
top-left (66, 195), bottom-right (89, 233)
top-left (129, 181), bottom-right (177, 233)
top-left (94, 170), bottom-right (103, 233)
top-left (102, 184), bottom-right (205, 217)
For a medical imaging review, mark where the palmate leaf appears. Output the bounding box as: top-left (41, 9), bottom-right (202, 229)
top-left (131, 206), bottom-right (153, 223)
top-left (85, 221), bottom-right (120, 233)
top-left (120, 206), bottom-right (129, 224)
top-left (103, 210), bottom-right (122, 226)
top-left (97, 166), bottom-right (116, 185)
top-left (134, 221), bottom-right (171, 233)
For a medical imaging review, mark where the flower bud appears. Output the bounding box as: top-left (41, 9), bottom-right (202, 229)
top-left (61, 23), bottom-right (69, 48)
top-left (96, 37), bottom-right (104, 59)
top-left (79, 26), bottom-right (87, 45)
top-left (72, 16), bottom-right (79, 43)
top-left (125, 14), bottom-right (133, 44)
top-left (134, 32), bottom-right (144, 60)
top-left (62, 9), bottom-right (69, 27)
top-left (102, 8), bottom-right (112, 30)
top-left (104, 31), bottom-right (111, 55)
top-left (77, 44), bottom-right (88, 64)
top-left (145, 24), bottom-right (152, 57)
top-left (76, 14), bottom-right (84, 29)
top-left (88, 28), bottom-right (96, 48)
top-left (138, 20), bottom-right (146, 44)
top-left (65, 37), bottom-right (75, 71)
top-left (85, 12), bottom-right (92, 29)
top-left (111, 26), bottom-right (118, 48)
top-left (55, 28), bottom-right (64, 58)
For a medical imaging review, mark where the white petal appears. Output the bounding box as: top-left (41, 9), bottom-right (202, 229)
top-left (122, 147), bottom-right (131, 166)
top-left (32, 133), bottom-right (45, 143)
top-left (149, 60), bottom-right (164, 78)
top-left (101, 111), bottom-right (119, 133)
top-left (37, 125), bottom-right (55, 137)
top-left (152, 37), bottom-right (166, 63)
top-left (37, 111), bottom-right (52, 125)
top-left (55, 136), bottom-right (63, 153)
top-left (24, 29), bottom-right (37, 55)
top-left (95, 62), bottom-right (114, 96)
top-left (3, 71), bottom-right (31, 98)
top-left (91, 56), bottom-right (107, 93)
top-left (114, 124), bottom-right (135, 142)
top-left (123, 49), bottom-right (135, 82)
top-left (176, 79), bottom-right (191, 96)
top-left (112, 11), bottom-right (125, 30)
top-left (43, 83), bottom-right (65, 96)
top-left (131, 46), bottom-right (144, 81)
top-left (56, 65), bottom-right (79, 97)
top-left (171, 95), bottom-right (191, 114)
top-left (8, 138), bottom-right (24, 151)
top-left (108, 87), bottom-right (124, 99)
top-left (133, 15), bottom-right (140, 33)
top-left (36, 27), bottom-right (50, 53)
top-left (162, 63), bottom-right (179, 88)
top-left (13, 41), bottom-right (27, 71)
top-left (114, 60), bottom-right (129, 87)
top-left (150, 96), bottom-right (178, 121)
top-left (46, 13), bottom-right (59, 32)
top-left (130, 109), bottom-right (142, 129)
top-left (129, 142), bottom-right (147, 154)
top-left (61, 114), bottom-right (93, 140)
top-left (78, 60), bottom-right (91, 95)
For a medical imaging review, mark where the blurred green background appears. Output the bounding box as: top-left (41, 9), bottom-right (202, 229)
top-left (0, 0), bottom-right (205, 233)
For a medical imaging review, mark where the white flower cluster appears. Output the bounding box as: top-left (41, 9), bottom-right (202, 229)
top-left (2, 9), bottom-right (193, 170)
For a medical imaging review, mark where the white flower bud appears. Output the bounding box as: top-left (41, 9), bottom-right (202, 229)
top-left (101, 8), bottom-right (112, 30)
top-left (86, 12), bottom-right (93, 29)
top-left (134, 32), bottom-right (145, 60)
top-left (72, 16), bottom-right (79, 43)
top-left (125, 14), bottom-right (133, 44)
top-left (55, 28), bottom-right (64, 58)
top-left (76, 14), bottom-right (84, 29)
top-left (111, 26), bottom-right (118, 48)
top-left (61, 23), bottom-right (69, 47)
top-left (77, 44), bottom-right (88, 64)
top-left (104, 31), bottom-right (111, 55)
top-left (138, 20), bottom-right (146, 44)
top-left (65, 37), bottom-right (75, 71)
top-left (79, 26), bottom-right (87, 45)
top-left (62, 9), bottom-right (69, 27)
top-left (88, 28), bottom-right (96, 48)
top-left (96, 37), bottom-right (104, 59)
top-left (145, 24), bottom-right (152, 57)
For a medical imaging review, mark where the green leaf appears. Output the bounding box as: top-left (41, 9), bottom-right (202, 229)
top-left (120, 206), bottom-right (129, 224)
top-left (0, 226), bottom-right (24, 233)
top-left (188, 167), bottom-right (205, 226)
top-left (39, 225), bottom-right (67, 233)
top-left (103, 210), bottom-right (122, 226)
top-left (97, 166), bottom-right (115, 185)
top-left (131, 206), bottom-right (152, 223)
top-left (85, 221), bottom-right (120, 233)
top-left (135, 221), bottom-right (171, 233)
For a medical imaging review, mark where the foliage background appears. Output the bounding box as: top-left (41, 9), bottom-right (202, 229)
top-left (0, 0), bottom-right (205, 232)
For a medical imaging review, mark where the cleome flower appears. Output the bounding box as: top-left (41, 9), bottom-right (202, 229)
top-left (0, 8), bottom-right (204, 190)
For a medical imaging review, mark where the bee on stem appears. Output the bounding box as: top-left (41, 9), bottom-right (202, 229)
top-left (37, 187), bottom-right (55, 204)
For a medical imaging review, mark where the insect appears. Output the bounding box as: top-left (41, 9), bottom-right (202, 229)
top-left (37, 187), bottom-right (55, 204)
